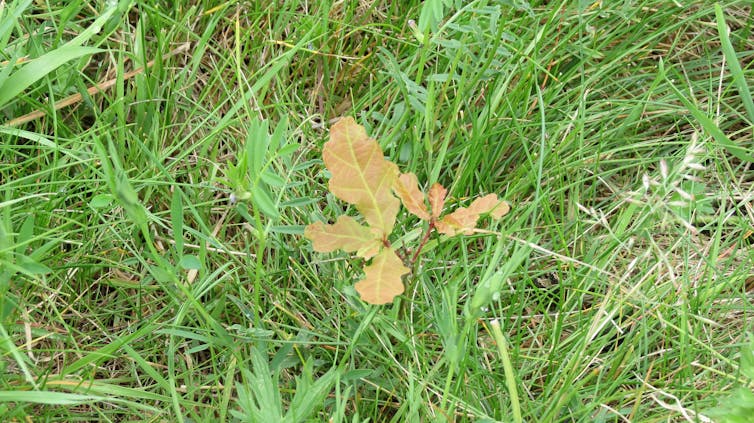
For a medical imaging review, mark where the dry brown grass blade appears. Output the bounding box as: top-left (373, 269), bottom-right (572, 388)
top-left (5, 42), bottom-right (191, 127)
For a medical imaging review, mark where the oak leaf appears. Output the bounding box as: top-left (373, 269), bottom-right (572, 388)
top-left (435, 194), bottom-right (510, 236)
top-left (304, 216), bottom-right (381, 259)
top-left (428, 183), bottom-right (447, 220)
top-left (323, 117), bottom-right (400, 236)
top-left (393, 172), bottom-right (430, 220)
top-left (354, 248), bottom-right (410, 305)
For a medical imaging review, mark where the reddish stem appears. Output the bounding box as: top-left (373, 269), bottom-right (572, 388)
top-left (384, 238), bottom-right (407, 263)
top-left (409, 221), bottom-right (435, 266)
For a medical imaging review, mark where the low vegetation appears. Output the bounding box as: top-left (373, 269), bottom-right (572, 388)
top-left (1, 1), bottom-right (753, 421)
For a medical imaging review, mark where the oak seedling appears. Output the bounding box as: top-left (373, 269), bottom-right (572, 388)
top-left (305, 117), bottom-right (510, 304)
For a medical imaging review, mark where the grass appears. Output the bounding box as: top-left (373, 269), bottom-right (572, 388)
top-left (1, 0), bottom-right (753, 421)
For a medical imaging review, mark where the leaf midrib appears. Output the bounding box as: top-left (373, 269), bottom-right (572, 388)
top-left (334, 136), bottom-right (391, 234)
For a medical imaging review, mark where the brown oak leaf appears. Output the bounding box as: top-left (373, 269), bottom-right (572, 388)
top-left (323, 117), bottom-right (400, 236)
top-left (435, 194), bottom-right (510, 236)
top-left (354, 248), bottom-right (410, 304)
top-left (428, 183), bottom-right (447, 220)
top-left (304, 216), bottom-right (381, 259)
top-left (393, 172), bottom-right (430, 220)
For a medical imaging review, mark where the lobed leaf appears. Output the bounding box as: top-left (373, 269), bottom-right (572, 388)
top-left (436, 194), bottom-right (510, 236)
top-left (393, 172), bottom-right (430, 220)
top-left (323, 117), bottom-right (400, 235)
top-left (428, 183), bottom-right (447, 220)
top-left (304, 216), bottom-right (381, 259)
top-left (354, 248), bottom-right (409, 304)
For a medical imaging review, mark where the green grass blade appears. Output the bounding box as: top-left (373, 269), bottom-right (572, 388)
top-left (660, 59), bottom-right (754, 162)
top-left (171, 188), bottom-right (185, 256)
top-left (0, 0), bottom-right (33, 43)
top-left (0, 46), bottom-right (101, 109)
top-left (488, 319), bottom-right (522, 423)
top-left (0, 1), bottom-right (121, 109)
top-left (66, 2), bottom-right (120, 48)
top-left (715, 3), bottom-right (754, 123)
top-left (0, 323), bottom-right (37, 388)
top-left (0, 391), bottom-right (104, 405)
